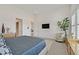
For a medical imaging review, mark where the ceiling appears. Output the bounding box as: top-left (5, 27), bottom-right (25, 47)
top-left (0, 4), bottom-right (70, 15)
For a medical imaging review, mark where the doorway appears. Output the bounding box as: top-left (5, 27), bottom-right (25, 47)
top-left (16, 18), bottom-right (23, 36)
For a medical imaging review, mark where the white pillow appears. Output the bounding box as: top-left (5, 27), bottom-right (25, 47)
top-left (0, 39), bottom-right (5, 46)
top-left (0, 38), bottom-right (12, 55)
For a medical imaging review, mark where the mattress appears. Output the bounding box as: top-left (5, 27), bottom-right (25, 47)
top-left (4, 36), bottom-right (46, 55)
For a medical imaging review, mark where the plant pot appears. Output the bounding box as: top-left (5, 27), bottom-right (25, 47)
top-left (55, 40), bottom-right (65, 43)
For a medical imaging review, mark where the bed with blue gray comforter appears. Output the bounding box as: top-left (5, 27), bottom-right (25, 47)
top-left (4, 36), bottom-right (46, 55)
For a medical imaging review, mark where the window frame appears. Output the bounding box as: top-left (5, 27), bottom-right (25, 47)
top-left (71, 8), bottom-right (79, 39)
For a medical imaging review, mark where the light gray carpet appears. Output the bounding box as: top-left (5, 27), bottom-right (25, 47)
top-left (47, 40), bottom-right (68, 55)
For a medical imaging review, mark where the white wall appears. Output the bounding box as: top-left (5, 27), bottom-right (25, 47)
top-left (70, 4), bottom-right (79, 15)
top-left (0, 5), bottom-right (32, 36)
top-left (70, 5), bottom-right (78, 14)
top-left (0, 5), bottom-right (71, 38)
top-left (33, 5), bottom-right (71, 39)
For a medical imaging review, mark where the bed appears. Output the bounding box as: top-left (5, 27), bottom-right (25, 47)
top-left (39, 38), bottom-right (53, 55)
top-left (4, 36), bottom-right (52, 55)
top-left (2, 36), bottom-right (52, 55)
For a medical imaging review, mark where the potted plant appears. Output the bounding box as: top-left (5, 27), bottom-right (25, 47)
top-left (57, 17), bottom-right (70, 42)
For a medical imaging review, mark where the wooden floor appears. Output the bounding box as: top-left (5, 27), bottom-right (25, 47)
top-left (47, 40), bottom-right (68, 55)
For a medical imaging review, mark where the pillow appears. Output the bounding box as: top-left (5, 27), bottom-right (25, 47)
top-left (0, 39), bottom-right (6, 46)
top-left (0, 38), bottom-right (12, 55)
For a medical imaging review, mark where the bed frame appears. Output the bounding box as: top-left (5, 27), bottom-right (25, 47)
top-left (39, 39), bottom-right (53, 55)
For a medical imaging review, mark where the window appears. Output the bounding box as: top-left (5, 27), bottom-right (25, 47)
top-left (77, 9), bottom-right (79, 39)
top-left (71, 13), bottom-right (76, 39)
top-left (71, 9), bottom-right (79, 39)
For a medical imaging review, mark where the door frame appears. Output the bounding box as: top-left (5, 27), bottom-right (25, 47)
top-left (16, 18), bottom-right (23, 36)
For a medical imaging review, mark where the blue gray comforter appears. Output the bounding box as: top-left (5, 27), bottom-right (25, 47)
top-left (4, 36), bottom-right (46, 55)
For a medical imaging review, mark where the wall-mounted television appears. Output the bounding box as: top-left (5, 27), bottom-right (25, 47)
top-left (42, 23), bottom-right (50, 29)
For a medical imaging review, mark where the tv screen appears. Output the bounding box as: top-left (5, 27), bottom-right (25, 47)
top-left (42, 24), bottom-right (49, 29)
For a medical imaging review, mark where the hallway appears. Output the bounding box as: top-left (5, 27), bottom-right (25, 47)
top-left (47, 40), bottom-right (68, 55)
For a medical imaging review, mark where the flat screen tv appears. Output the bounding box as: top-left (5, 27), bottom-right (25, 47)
top-left (42, 24), bottom-right (50, 29)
